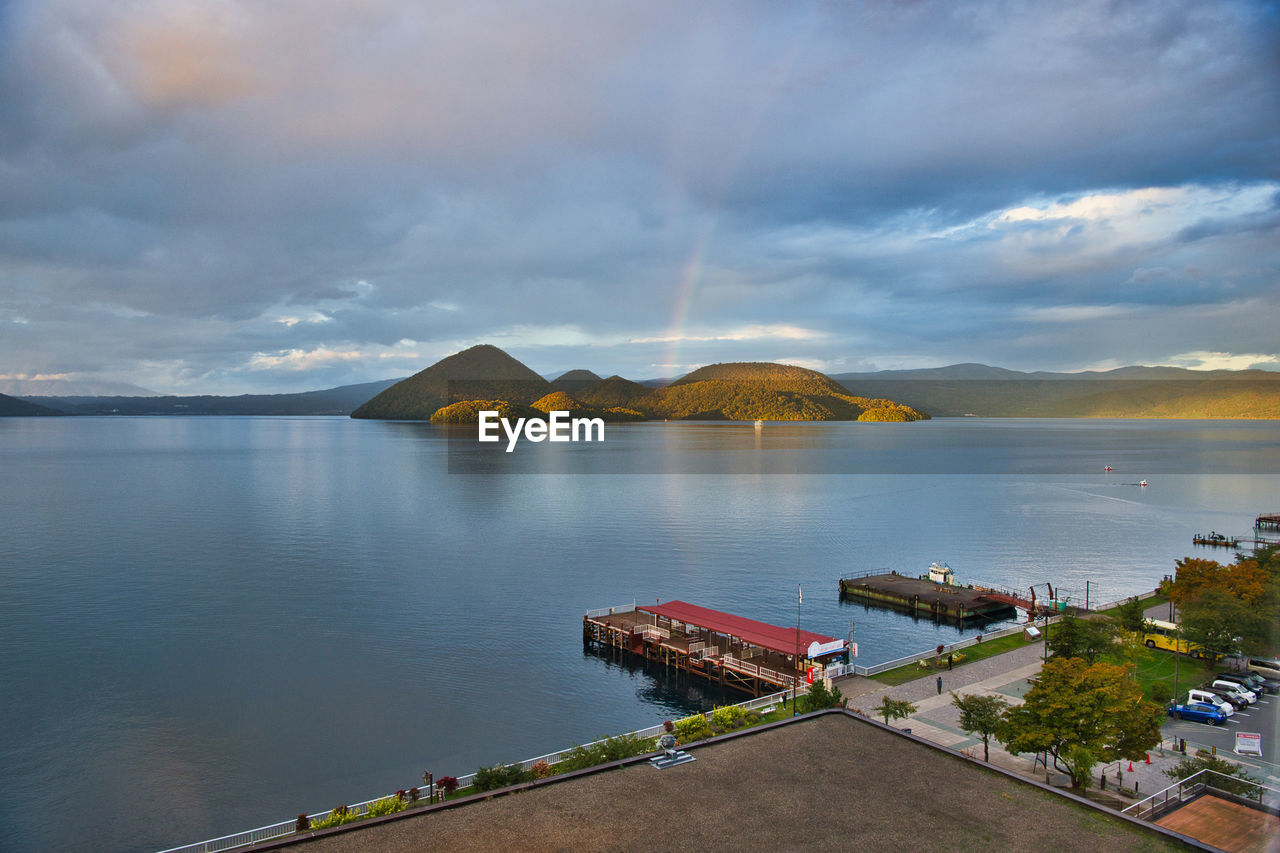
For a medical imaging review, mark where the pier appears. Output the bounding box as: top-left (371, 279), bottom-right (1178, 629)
top-left (1256, 513), bottom-right (1280, 532)
top-left (582, 600), bottom-right (847, 696)
top-left (838, 570), bottom-right (1022, 622)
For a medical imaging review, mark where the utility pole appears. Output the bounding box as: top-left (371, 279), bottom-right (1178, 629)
top-left (794, 584), bottom-right (801, 716)
top-left (1085, 581), bottom-right (1091, 612)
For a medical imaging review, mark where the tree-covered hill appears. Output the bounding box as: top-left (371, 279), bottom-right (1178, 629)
top-left (576, 375), bottom-right (652, 409)
top-left (644, 362), bottom-right (928, 421)
top-left (352, 344), bottom-right (551, 420)
top-left (549, 370), bottom-right (603, 394)
top-left (0, 393), bottom-right (63, 416)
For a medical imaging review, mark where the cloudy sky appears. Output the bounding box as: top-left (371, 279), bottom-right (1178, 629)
top-left (1, 0), bottom-right (1277, 394)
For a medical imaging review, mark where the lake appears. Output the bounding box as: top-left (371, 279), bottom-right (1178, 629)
top-left (1, 416), bottom-right (1277, 851)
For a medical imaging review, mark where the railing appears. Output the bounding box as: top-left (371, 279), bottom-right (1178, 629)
top-left (584, 603), bottom-right (636, 619)
top-left (634, 625), bottom-right (670, 640)
top-left (161, 686), bottom-right (810, 853)
top-left (1122, 768), bottom-right (1279, 821)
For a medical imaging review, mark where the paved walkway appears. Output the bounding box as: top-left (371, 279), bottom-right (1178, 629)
top-left (832, 634), bottom-right (1194, 803)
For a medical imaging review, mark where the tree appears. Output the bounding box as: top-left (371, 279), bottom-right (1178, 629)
top-left (1163, 752), bottom-right (1263, 800)
top-left (872, 697), bottom-right (917, 726)
top-left (997, 658), bottom-right (1162, 789)
top-left (1115, 597), bottom-right (1148, 634)
top-left (1045, 613), bottom-right (1119, 664)
top-left (803, 678), bottom-right (844, 711)
top-left (950, 692), bottom-right (1009, 762)
top-left (1179, 588), bottom-right (1249, 658)
top-left (1163, 547), bottom-right (1280, 655)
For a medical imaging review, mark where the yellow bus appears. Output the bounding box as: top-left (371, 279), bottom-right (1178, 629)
top-left (1141, 619), bottom-right (1213, 659)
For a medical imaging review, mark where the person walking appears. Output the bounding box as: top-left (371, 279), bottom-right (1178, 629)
top-left (936, 675), bottom-right (943, 695)
top-left (947, 653), bottom-right (953, 670)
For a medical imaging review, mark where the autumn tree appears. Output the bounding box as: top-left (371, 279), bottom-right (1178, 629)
top-left (997, 658), bottom-right (1162, 789)
top-left (1163, 546), bottom-right (1280, 655)
top-left (950, 692), bottom-right (1009, 762)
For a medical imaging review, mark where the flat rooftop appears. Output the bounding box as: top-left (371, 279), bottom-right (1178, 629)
top-left (267, 713), bottom-right (1196, 853)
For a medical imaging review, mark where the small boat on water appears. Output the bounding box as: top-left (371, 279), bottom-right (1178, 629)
top-left (753, 419), bottom-right (763, 428)
top-left (1104, 466), bottom-right (1113, 471)
top-left (1139, 480), bottom-right (1148, 487)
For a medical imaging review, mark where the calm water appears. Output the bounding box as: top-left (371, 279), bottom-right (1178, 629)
top-left (2, 416), bottom-right (1277, 852)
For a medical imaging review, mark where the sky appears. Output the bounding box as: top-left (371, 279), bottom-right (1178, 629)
top-left (1, 0), bottom-right (1278, 395)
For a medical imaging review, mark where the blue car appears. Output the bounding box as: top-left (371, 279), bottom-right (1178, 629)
top-left (1169, 702), bottom-right (1227, 726)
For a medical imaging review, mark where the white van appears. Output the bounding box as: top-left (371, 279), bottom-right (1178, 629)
top-left (1186, 689), bottom-right (1235, 716)
top-left (1247, 657), bottom-right (1280, 680)
top-left (1211, 679), bottom-right (1257, 704)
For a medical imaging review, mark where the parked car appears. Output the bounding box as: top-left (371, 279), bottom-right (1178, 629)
top-left (1201, 685), bottom-right (1248, 710)
top-left (1246, 657), bottom-right (1280, 681)
top-left (1210, 679), bottom-right (1257, 704)
top-left (1216, 671), bottom-right (1278, 695)
top-left (1168, 701), bottom-right (1228, 725)
top-left (1186, 689), bottom-right (1235, 716)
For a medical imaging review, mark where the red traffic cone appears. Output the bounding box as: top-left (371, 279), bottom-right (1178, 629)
top-left (1127, 761), bottom-right (1134, 772)
top-left (1145, 754), bottom-right (1151, 764)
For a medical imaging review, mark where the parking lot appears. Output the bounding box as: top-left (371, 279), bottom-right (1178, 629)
top-left (1163, 681), bottom-right (1280, 787)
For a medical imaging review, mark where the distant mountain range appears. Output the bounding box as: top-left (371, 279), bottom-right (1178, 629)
top-left (0, 377), bottom-right (157, 396)
top-left (832, 365), bottom-right (1280, 417)
top-left (6, 353), bottom-right (1279, 418)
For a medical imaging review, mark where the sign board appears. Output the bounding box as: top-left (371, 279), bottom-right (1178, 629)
top-left (806, 667), bottom-right (816, 684)
top-left (807, 639), bottom-right (846, 658)
top-left (849, 642), bottom-right (858, 658)
top-left (1234, 732), bottom-right (1263, 757)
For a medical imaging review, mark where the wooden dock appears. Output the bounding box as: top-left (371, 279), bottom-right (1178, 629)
top-left (582, 600), bottom-right (847, 696)
top-left (1256, 513), bottom-right (1280, 531)
top-left (838, 571), bottom-right (1021, 622)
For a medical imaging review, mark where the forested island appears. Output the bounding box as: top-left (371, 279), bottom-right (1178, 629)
top-left (351, 345), bottom-right (928, 422)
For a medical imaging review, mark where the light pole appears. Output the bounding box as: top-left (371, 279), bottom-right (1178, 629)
top-left (794, 583), bottom-right (801, 716)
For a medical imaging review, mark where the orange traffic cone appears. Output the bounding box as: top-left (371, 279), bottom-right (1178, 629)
top-left (1127, 761), bottom-right (1134, 772)
top-left (1145, 754), bottom-right (1151, 764)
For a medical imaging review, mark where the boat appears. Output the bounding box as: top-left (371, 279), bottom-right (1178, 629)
top-left (753, 419), bottom-right (763, 428)
top-left (1104, 466), bottom-right (1113, 471)
top-left (1139, 480), bottom-right (1148, 487)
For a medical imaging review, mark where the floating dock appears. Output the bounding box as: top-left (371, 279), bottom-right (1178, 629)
top-left (1256, 514), bottom-right (1280, 532)
top-left (1193, 534), bottom-right (1240, 547)
top-left (838, 570), bottom-right (1021, 622)
top-left (582, 600), bottom-right (847, 696)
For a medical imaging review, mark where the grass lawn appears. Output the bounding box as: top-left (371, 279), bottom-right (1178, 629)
top-left (1132, 644), bottom-right (1215, 702)
top-left (870, 632), bottom-right (1035, 686)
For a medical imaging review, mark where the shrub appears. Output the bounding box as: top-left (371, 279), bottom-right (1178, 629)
top-left (295, 814), bottom-right (310, 833)
top-left (673, 714), bottom-right (713, 742)
top-left (437, 776), bottom-right (459, 795)
top-left (710, 705), bottom-right (749, 730)
top-left (309, 805), bottom-right (362, 830)
top-left (557, 733), bottom-right (657, 772)
top-left (1149, 681), bottom-right (1173, 706)
top-left (366, 796), bottom-right (405, 818)
top-left (472, 763), bottom-right (531, 792)
top-left (531, 760), bottom-right (553, 779)
top-left (406, 786), bottom-right (420, 803)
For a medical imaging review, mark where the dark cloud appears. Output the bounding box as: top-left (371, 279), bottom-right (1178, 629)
top-left (0, 0), bottom-right (1277, 392)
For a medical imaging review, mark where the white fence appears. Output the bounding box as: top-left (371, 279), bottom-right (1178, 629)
top-left (159, 685), bottom-right (811, 853)
top-left (584, 603), bottom-right (637, 619)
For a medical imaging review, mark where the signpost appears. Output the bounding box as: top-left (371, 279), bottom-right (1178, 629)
top-left (1234, 732), bottom-right (1263, 757)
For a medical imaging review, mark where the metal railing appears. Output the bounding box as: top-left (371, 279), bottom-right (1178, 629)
top-left (1122, 768), bottom-right (1279, 821)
